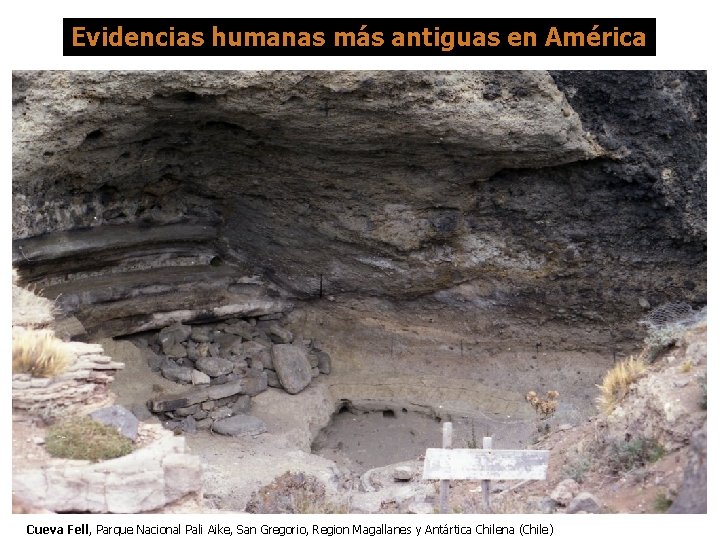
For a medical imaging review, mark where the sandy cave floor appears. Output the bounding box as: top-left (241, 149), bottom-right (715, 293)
top-left (98, 299), bottom-right (619, 512)
top-left (13, 315), bottom-right (704, 515)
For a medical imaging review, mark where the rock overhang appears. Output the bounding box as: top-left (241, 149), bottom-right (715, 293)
top-left (11, 70), bottom-right (706, 341)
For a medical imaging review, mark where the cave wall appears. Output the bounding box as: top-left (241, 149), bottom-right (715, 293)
top-left (550, 70), bottom-right (706, 240)
top-left (11, 70), bottom-right (706, 344)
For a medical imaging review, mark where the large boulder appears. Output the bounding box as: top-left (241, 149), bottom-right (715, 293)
top-left (669, 424), bottom-right (707, 513)
top-left (271, 344), bottom-right (312, 394)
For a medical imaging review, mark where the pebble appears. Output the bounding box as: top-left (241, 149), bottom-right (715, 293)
top-left (393, 466), bottom-right (413, 481)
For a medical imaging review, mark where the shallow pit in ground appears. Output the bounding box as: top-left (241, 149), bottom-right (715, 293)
top-left (311, 404), bottom-right (539, 476)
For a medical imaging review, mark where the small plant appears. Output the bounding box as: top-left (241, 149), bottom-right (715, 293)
top-left (467, 421), bottom-right (478, 449)
top-left (642, 323), bottom-right (684, 363)
top-left (12, 328), bottom-right (71, 377)
top-left (563, 453), bottom-right (592, 484)
top-left (526, 390), bottom-right (559, 417)
top-left (246, 472), bottom-right (348, 514)
top-left (680, 360), bottom-right (693, 373)
top-left (596, 356), bottom-right (646, 415)
top-left (654, 492), bottom-right (673, 513)
top-left (607, 437), bottom-right (665, 474)
top-left (45, 416), bottom-right (133, 461)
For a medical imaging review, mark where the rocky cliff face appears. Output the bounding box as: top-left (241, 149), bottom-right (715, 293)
top-left (12, 71), bottom-right (706, 346)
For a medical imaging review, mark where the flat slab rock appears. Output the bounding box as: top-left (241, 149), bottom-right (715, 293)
top-left (271, 344), bottom-right (312, 394)
top-left (148, 375), bottom-right (266, 412)
top-left (195, 357), bottom-right (234, 377)
top-left (89, 405), bottom-right (139, 441)
top-left (160, 363), bottom-right (194, 384)
top-left (212, 415), bottom-right (267, 436)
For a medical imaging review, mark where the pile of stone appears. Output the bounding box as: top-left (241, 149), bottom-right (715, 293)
top-left (142, 317), bottom-right (331, 433)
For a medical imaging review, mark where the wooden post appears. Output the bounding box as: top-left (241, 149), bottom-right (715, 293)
top-left (439, 422), bottom-right (452, 513)
top-left (482, 436), bottom-right (492, 512)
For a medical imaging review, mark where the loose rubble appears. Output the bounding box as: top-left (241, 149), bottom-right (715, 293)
top-left (134, 317), bottom-right (331, 434)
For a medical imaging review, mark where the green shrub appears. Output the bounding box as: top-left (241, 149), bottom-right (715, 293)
top-left (607, 437), bottom-right (665, 474)
top-left (563, 453), bottom-right (592, 484)
top-left (45, 416), bottom-right (133, 461)
top-left (654, 493), bottom-right (673, 513)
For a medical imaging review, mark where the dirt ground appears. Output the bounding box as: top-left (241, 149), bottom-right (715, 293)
top-left (444, 323), bottom-right (707, 514)
top-left (100, 297), bottom-right (622, 511)
top-left (312, 409), bottom-right (539, 476)
top-left (15, 296), bottom-right (702, 514)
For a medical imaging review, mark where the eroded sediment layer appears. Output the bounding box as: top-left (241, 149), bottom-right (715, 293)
top-left (12, 70), bottom-right (706, 344)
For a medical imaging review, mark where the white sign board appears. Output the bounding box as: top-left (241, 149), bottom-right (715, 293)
top-left (423, 448), bottom-right (550, 481)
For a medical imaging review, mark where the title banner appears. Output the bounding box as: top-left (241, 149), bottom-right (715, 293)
top-left (63, 18), bottom-right (656, 56)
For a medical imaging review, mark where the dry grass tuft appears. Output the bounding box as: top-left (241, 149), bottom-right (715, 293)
top-left (596, 356), bottom-right (646, 415)
top-left (12, 269), bottom-right (56, 327)
top-left (12, 328), bottom-right (71, 377)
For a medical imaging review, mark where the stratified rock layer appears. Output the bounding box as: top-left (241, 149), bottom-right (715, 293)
top-left (11, 71), bottom-right (705, 345)
top-left (12, 340), bottom-right (123, 416)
